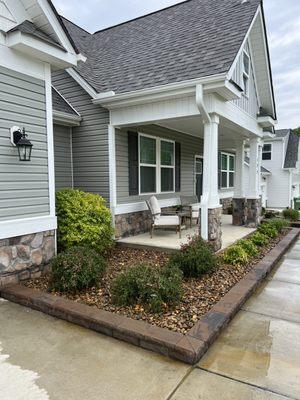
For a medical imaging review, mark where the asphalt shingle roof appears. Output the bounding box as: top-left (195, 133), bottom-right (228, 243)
top-left (52, 87), bottom-right (79, 116)
top-left (9, 20), bottom-right (66, 51)
top-left (283, 130), bottom-right (300, 169)
top-left (61, 0), bottom-right (261, 94)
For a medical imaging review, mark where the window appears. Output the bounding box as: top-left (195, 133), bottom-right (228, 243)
top-left (139, 134), bottom-right (175, 194)
top-left (242, 51), bottom-right (250, 96)
top-left (221, 153), bottom-right (235, 189)
top-left (262, 144), bottom-right (272, 160)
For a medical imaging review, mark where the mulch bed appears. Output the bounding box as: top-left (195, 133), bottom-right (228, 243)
top-left (22, 232), bottom-right (285, 335)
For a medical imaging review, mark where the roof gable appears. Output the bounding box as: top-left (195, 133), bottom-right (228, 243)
top-left (62, 0), bottom-right (261, 94)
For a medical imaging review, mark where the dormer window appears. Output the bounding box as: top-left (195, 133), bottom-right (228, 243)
top-left (242, 50), bottom-right (250, 96)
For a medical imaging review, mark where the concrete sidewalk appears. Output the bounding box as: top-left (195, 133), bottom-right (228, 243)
top-left (1, 238), bottom-right (300, 400)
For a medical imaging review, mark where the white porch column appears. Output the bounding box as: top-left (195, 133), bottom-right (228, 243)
top-left (201, 114), bottom-right (220, 241)
top-left (248, 137), bottom-right (261, 198)
top-left (108, 124), bottom-right (117, 224)
top-left (234, 139), bottom-right (245, 198)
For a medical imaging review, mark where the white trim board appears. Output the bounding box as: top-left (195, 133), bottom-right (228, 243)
top-left (0, 216), bottom-right (57, 240)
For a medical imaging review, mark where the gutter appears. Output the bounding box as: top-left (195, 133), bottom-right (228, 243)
top-left (195, 84), bottom-right (211, 124)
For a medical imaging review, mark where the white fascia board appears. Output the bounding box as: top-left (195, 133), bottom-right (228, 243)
top-left (52, 86), bottom-right (81, 116)
top-left (53, 111), bottom-right (82, 126)
top-left (66, 68), bottom-right (98, 99)
top-left (6, 31), bottom-right (78, 68)
top-left (93, 73), bottom-right (227, 108)
top-left (0, 215), bottom-right (57, 240)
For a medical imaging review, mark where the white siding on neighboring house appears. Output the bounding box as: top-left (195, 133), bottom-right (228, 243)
top-left (262, 140), bottom-right (291, 208)
top-left (231, 41), bottom-right (260, 118)
top-left (0, 65), bottom-right (50, 222)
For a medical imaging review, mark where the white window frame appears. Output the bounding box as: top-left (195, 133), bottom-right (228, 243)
top-left (262, 143), bottom-right (272, 161)
top-left (221, 152), bottom-right (235, 189)
top-left (138, 133), bottom-right (175, 195)
top-left (242, 50), bottom-right (250, 98)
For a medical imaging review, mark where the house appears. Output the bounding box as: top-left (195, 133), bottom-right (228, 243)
top-left (1, 0), bottom-right (277, 284)
top-left (0, 0), bottom-right (83, 285)
top-left (261, 129), bottom-right (300, 209)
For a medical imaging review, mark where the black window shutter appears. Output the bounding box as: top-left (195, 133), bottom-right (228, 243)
top-left (175, 142), bottom-right (181, 192)
top-left (218, 151), bottom-right (221, 189)
top-left (128, 131), bottom-right (139, 196)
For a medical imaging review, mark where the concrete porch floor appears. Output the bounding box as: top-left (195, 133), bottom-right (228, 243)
top-left (117, 215), bottom-right (256, 251)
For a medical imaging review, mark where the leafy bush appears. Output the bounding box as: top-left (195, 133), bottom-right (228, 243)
top-left (223, 245), bottom-right (249, 266)
top-left (250, 232), bottom-right (269, 247)
top-left (267, 218), bottom-right (289, 233)
top-left (282, 208), bottom-right (299, 221)
top-left (258, 223), bottom-right (278, 238)
top-left (56, 189), bottom-right (114, 253)
top-left (50, 246), bottom-right (107, 293)
top-left (236, 239), bottom-right (259, 257)
top-left (112, 264), bottom-right (183, 312)
top-left (168, 236), bottom-right (219, 278)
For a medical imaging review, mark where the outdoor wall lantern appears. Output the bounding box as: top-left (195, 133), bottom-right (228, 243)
top-left (10, 126), bottom-right (33, 162)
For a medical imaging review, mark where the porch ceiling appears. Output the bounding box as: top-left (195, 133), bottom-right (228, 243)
top-left (157, 115), bottom-right (255, 150)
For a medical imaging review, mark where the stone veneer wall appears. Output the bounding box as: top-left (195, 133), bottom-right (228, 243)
top-left (208, 207), bottom-right (222, 251)
top-left (115, 211), bottom-right (152, 238)
top-left (232, 197), bottom-right (262, 228)
top-left (0, 230), bottom-right (55, 287)
top-left (220, 197), bottom-right (233, 214)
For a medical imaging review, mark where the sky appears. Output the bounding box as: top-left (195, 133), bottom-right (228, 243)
top-left (52, 0), bottom-right (300, 129)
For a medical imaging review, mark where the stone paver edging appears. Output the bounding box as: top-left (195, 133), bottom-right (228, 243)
top-left (1, 229), bottom-right (299, 365)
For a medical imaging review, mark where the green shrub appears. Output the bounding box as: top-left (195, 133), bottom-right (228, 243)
top-left (168, 236), bottom-right (219, 278)
top-left (250, 232), bottom-right (269, 247)
top-left (236, 239), bottom-right (259, 257)
top-left (223, 245), bottom-right (249, 266)
top-left (258, 223), bottom-right (278, 238)
top-left (282, 208), bottom-right (299, 221)
top-left (56, 189), bottom-right (114, 253)
top-left (267, 218), bottom-right (289, 233)
top-left (112, 264), bottom-right (183, 312)
top-left (50, 246), bottom-right (107, 293)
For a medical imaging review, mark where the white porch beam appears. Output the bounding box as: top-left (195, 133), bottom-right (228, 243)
top-left (248, 137), bottom-right (262, 198)
top-left (234, 139), bottom-right (246, 198)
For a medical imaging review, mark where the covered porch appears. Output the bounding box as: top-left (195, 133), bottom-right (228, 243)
top-left (100, 83), bottom-right (267, 251)
top-left (117, 214), bottom-right (256, 252)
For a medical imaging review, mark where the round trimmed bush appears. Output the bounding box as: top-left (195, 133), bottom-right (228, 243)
top-left (112, 264), bottom-right (183, 312)
top-left (56, 189), bottom-right (114, 253)
top-left (282, 208), bottom-right (299, 221)
top-left (268, 218), bottom-right (289, 233)
top-left (236, 239), bottom-right (259, 257)
top-left (168, 236), bottom-right (219, 278)
top-left (250, 232), bottom-right (269, 247)
top-left (223, 245), bottom-right (249, 266)
top-left (50, 246), bottom-right (107, 293)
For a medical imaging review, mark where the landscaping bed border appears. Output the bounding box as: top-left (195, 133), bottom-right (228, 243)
top-left (1, 228), bottom-right (299, 365)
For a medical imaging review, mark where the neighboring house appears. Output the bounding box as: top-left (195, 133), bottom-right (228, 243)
top-left (261, 129), bottom-right (300, 209)
top-left (0, 0), bottom-right (82, 284)
top-left (1, 0), bottom-right (277, 284)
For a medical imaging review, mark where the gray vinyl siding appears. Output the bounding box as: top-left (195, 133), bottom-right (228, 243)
top-left (232, 42), bottom-right (260, 118)
top-left (116, 125), bottom-right (203, 204)
top-left (0, 65), bottom-right (49, 222)
top-left (51, 71), bottom-right (110, 202)
top-left (54, 124), bottom-right (73, 190)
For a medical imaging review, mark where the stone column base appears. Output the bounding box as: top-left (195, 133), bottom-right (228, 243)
top-left (232, 198), bottom-right (248, 226)
top-left (247, 198), bottom-right (262, 228)
top-left (208, 206), bottom-right (222, 251)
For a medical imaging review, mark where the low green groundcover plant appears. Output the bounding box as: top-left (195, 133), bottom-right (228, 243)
top-left (168, 236), bottom-right (219, 278)
top-left (223, 245), bottom-right (249, 266)
top-left (282, 208), bottom-right (299, 221)
top-left (236, 239), bottom-right (259, 257)
top-left (50, 246), bottom-right (107, 293)
top-left (56, 189), bottom-right (114, 253)
top-left (258, 222), bottom-right (278, 238)
top-left (112, 264), bottom-right (183, 312)
top-left (250, 232), bottom-right (269, 247)
top-left (267, 218), bottom-right (289, 233)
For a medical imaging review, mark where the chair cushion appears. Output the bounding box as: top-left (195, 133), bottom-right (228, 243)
top-left (154, 215), bottom-right (180, 226)
top-left (192, 211), bottom-right (199, 218)
top-left (191, 203), bottom-right (201, 211)
top-left (148, 196), bottom-right (161, 216)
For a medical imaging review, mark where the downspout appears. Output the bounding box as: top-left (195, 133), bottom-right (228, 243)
top-left (196, 84), bottom-right (210, 240)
